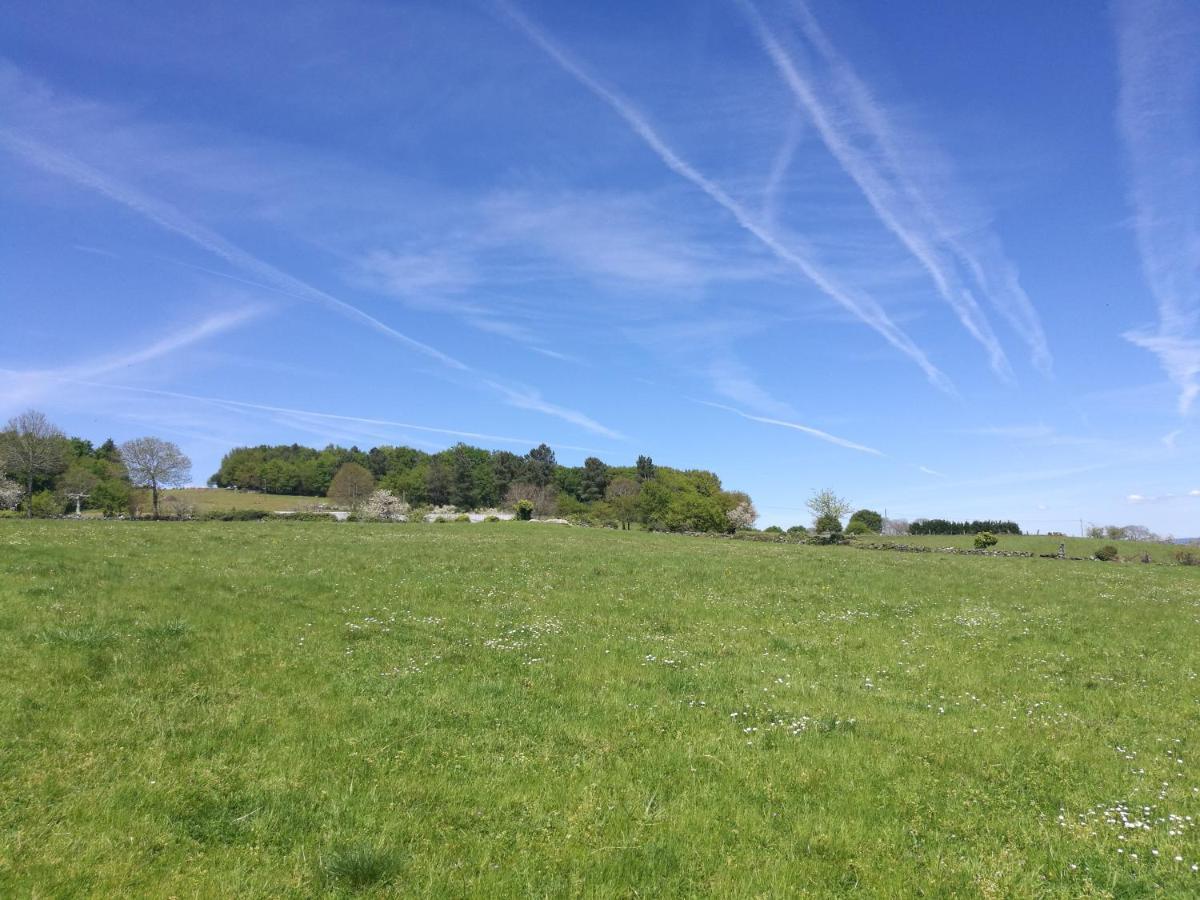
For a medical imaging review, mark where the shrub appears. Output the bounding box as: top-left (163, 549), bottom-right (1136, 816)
top-left (847, 509), bottom-right (883, 533)
top-left (360, 490), bottom-right (409, 522)
top-left (846, 520), bottom-right (871, 536)
top-left (973, 532), bottom-right (998, 549)
top-left (201, 509), bottom-right (270, 521)
top-left (1095, 545), bottom-right (1119, 562)
top-left (454, 513), bottom-right (470, 522)
top-left (1174, 549), bottom-right (1198, 566)
top-left (763, 525), bottom-right (784, 534)
top-left (814, 513), bottom-right (842, 534)
top-left (27, 490), bottom-right (63, 518)
top-left (484, 515), bottom-right (501, 523)
top-left (515, 499), bottom-right (534, 521)
top-left (786, 525), bottom-right (808, 535)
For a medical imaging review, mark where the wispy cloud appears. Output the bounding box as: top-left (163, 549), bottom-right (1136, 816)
top-left (496, 0), bottom-right (952, 393)
top-left (0, 127), bottom-right (471, 373)
top-left (484, 381), bottom-right (625, 440)
top-left (707, 357), bottom-right (795, 419)
top-left (1115, 0), bottom-right (1200, 412)
top-left (739, 0), bottom-right (1050, 377)
top-left (697, 399), bottom-right (883, 455)
top-left (1128, 488), bottom-right (1200, 504)
top-left (71, 382), bottom-right (610, 453)
top-left (918, 466), bottom-right (945, 477)
top-left (0, 306), bottom-right (264, 410)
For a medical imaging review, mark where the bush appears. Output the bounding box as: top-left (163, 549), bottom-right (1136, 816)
top-left (814, 513), bottom-right (842, 534)
top-left (454, 513), bottom-right (470, 522)
top-left (515, 499), bottom-right (534, 521)
top-left (1095, 545), bottom-right (1120, 562)
top-left (786, 525), bottom-right (808, 535)
top-left (1174, 549), bottom-right (1198, 566)
top-left (846, 520), bottom-right (871, 536)
top-left (847, 509), bottom-right (882, 533)
top-left (27, 491), bottom-right (63, 518)
top-left (484, 515), bottom-right (501, 523)
top-left (201, 509), bottom-right (270, 521)
top-left (763, 525), bottom-right (784, 534)
top-left (973, 532), bottom-right (998, 549)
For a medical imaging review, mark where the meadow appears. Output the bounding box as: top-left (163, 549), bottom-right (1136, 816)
top-left (2, 520), bottom-right (1198, 896)
top-left (162, 488), bottom-right (328, 513)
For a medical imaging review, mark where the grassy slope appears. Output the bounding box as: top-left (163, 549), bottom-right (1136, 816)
top-left (869, 533), bottom-right (1183, 562)
top-left (2, 521), bottom-right (1198, 896)
top-left (163, 488), bottom-right (328, 512)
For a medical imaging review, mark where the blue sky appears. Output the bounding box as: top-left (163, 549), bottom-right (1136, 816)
top-left (2, 0), bottom-right (1198, 534)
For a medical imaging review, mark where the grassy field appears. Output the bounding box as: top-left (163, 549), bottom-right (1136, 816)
top-left (162, 488), bottom-right (329, 513)
top-left (867, 533), bottom-right (1190, 563)
top-left (2, 521), bottom-right (1199, 896)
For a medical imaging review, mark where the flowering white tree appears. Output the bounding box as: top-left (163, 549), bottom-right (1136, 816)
top-left (0, 477), bottom-right (22, 511)
top-left (726, 499), bottom-right (758, 530)
top-left (360, 489), bottom-right (409, 521)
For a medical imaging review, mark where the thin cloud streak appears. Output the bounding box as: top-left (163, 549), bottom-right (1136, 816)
top-left (484, 380), bottom-right (625, 440)
top-left (0, 129), bottom-right (471, 373)
top-left (72, 382), bottom-right (612, 453)
top-left (1115, 0), bottom-right (1200, 413)
top-left (773, 0), bottom-right (1051, 374)
top-left (0, 307), bottom-right (264, 409)
top-left (496, 0), bottom-right (953, 393)
top-left (698, 399), bottom-right (884, 455)
top-left (739, 0), bottom-right (1012, 379)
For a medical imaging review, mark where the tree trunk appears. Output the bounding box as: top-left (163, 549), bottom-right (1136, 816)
top-left (152, 482), bottom-right (159, 520)
top-left (26, 472), bottom-right (33, 518)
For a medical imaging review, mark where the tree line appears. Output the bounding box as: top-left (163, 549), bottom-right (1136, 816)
top-left (214, 442), bottom-right (758, 533)
top-left (907, 519), bottom-right (1022, 536)
top-left (0, 410), bottom-right (191, 519)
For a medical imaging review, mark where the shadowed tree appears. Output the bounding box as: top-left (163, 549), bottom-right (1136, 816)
top-left (120, 437), bottom-right (192, 520)
top-left (1, 410), bottom-right (67, 518)
top-left (848, 509), bottom-right (883, 534)
top-left (636, 455), bottom-right (656, 481)
top-left (579, 456), bottom-right (610, 502)
top-left (605, 476), bottom-right (640, 529)
top-left (328, 462), bottom-right (375, 511)
top-left (525, 444), bottom-right (557, 487)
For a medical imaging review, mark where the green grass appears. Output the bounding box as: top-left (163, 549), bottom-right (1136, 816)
top-left (163, 487), bottom-right (328, 512)
top-left (2, 521), bottom-right (1199, 896)
top-left (868, 532), bottom-right (1186, 563)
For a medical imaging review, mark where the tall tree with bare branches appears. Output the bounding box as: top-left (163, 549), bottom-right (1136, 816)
top-left (0, 410), bottom-right (67, 518)
top-left (119, 437), bottom-right (191, 520)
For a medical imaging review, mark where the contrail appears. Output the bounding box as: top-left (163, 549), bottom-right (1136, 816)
top-left (0, 308), bottom-right (263, 408)
top-left (71, 381), bottom-right (611, 452)
top-left (698, 399), bottom-right (883, 455)
top-left (0, 129), bottom-right (471, 373)
top-left (496, 0), bottom-right (952, 393)
top-left (739, 0), bottom-right (1014, 380)
top-left (788, 0), bottom-right (1052, 374)
top-left (1114, 0), bottom-right (1200, 412)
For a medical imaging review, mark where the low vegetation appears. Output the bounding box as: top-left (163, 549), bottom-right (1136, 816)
top-left (2, 521), bottom-right (1198, 895)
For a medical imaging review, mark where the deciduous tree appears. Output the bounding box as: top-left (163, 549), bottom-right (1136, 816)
top-left (119, 437), bottom-right (192, 520)
top-left (0, 477), bottom-right (22, 511)
top-left (328, 462), bottom-right (375, 510)
top-left (605, 476), bottom-right (640, 529)
top-left (806, 489), bottom-right (851, 531)
top-left (1, 410), bottom-right (68, 518)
